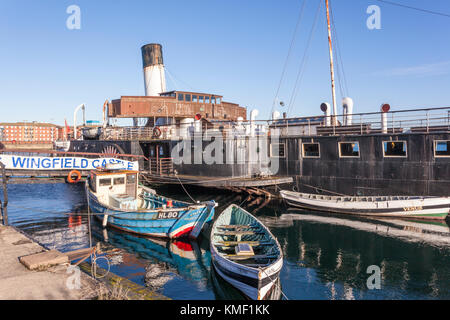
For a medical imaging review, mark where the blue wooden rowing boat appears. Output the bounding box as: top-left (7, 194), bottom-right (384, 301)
top-left (86, 168), bottom-right (215, 239)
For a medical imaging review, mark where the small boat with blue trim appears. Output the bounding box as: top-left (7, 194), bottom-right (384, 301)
top-left (210, 204), bottom-right (283, 300)
top-left (86, 167), bottom-right (216, 239)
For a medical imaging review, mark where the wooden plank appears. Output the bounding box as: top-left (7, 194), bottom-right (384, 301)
top-left (214, 230), bottom-right (257, 236)
top-left (217, 225), bottom-right (258, 230)
top-left (66, 248), bottom-right (96, 261)
top-left (226, 254), bottom-right (278, 261)
top-left (19, 250), bottom-right (69, 270)
top-left (214, 240), bottom-right (271, 247)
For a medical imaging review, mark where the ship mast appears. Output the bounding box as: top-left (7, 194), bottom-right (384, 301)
top-left (325, 0), bottom-right (337, 125)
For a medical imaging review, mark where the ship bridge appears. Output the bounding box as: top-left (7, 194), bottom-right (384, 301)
top-left (108, 91), bottom-right (246, 122)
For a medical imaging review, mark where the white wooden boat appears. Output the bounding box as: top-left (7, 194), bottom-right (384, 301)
top-left (280, 190), bottom-right (450, 220)
top-left (210, 204), bottom-right (283, 300)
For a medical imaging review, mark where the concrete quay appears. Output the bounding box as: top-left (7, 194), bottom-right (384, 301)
top-left (0, 224), bottom-right (170, 300)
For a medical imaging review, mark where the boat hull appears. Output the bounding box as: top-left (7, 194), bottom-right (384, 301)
top-left (281, 190), bottom-right (450, 220)
top-left (210, 204), bottom-right (284, 300)
top-left (87, 189), bottom-right (215, 239)
top-left (211, 247), bottom-right (283, 300)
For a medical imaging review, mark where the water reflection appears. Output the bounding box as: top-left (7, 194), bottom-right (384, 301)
top-left (3, 183), bottom-right (450, 299)
top-left (94, 228), bottom-right (212, 290)
top-left (265, 210), bottom-right (450, 299)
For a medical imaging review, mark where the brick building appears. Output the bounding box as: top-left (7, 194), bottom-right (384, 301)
top-left (0, 122), bottom-right (62, 143)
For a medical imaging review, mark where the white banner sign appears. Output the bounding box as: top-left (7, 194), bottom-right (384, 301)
top-left (0, 155), bottom-right (139, 171)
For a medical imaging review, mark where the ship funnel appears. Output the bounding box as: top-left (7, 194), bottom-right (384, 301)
top-left (320, 102), bottom-right (331, 126)
top-left (342, 97), bottom-right (353, 126)
top-left (141, 43), bottom-right (166, 96)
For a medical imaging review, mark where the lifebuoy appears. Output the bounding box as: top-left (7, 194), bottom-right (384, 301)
top-left (153, 126), bottom-right (162, 138)
top-left (67, 170), bottom-right (82, 183)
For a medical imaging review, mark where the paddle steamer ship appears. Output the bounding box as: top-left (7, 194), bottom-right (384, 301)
top-left (69, 41), bottom-right (449, 197)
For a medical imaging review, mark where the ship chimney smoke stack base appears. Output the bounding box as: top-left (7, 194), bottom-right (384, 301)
top-left (381, 103), bottom-right (390, 133)
top-left (321, 102), bottom-right (332, 126)
top-left (342, 97), bottom-right (353, 126)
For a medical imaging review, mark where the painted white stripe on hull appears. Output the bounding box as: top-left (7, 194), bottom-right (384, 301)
top-left (169, 222), bottom-right (195, 238)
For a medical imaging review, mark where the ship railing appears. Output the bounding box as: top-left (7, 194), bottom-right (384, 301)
top-left (267, 106), bottom-right (450, 136)
top-left (148, 157), bottom-right (174, 175)
top-left (100, 124), bottom-right (269, 140)
top-left (0, 148), bottom-right (147, 162)
top-left (99, 106), bottom-right (450, 139)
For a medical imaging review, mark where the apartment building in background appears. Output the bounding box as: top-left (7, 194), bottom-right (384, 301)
top-left (0, 122), bottom-right (63, 143)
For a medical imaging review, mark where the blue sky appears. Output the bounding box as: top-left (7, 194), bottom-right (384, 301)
top-left (1, 0), bottom-right (449, 125)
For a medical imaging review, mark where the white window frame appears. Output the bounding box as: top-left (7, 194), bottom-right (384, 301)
top-left (302, 142), bottom-right (321, 158)
top-left (382, 140), bottom-right (408, 158)
top-left (270, 143), bottom-right (286, 158)
top-left (338, 141), bottom-right (360, 158)
top-left (434, 140), bottom-right (450, 158)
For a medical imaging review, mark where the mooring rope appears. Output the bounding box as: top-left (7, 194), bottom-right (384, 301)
top-left (174, 172), bottom-right (197, 204)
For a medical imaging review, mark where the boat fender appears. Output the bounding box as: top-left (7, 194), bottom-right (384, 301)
top-left (153, 126), bottom-right (162, 138)
top-left (67, 170), bottom-right (82, 183)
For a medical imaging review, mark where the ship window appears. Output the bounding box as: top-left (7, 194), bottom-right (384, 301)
top-left (339, 142), bottom-right (360, 158)
top-left (199, 96), bottom-right (204, 103)
top-left (185, 94), bottom-right (191, 102)
top-left (205, 96), bottom-right (210, 104)
top-left (302, 143), bottom-right (320, 158)
top-left (192, 95), bottom-right (198, 103)
top-left (270, 143), bottom-right (286, 158)
top-left (126, 174), bottom-right (136, 184)
top-left (113, 177), bottom-right (125, 185)
top-left (177, 93), bottom-right (184, 101)
top-left (211, 97), bottom-right (216, 104)
top-left (217, 97), bottom-right (222, 104)
top-left (383, 141), bottom-right (407, 157)
top-left (434, 140), bottom-right (450, 157)
top-left (99, 178), bottom-right (111, 186)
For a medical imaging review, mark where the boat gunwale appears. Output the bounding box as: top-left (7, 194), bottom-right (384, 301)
top-left (87, 183), bottom-right (213, 214)
top-left (210, 204), bottom-right (283, 273)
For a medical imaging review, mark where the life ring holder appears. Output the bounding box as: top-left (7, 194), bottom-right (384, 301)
top-left (153, 126), bottom-right (162, 138)
top-left (67, 170), bottom-right (82, 183)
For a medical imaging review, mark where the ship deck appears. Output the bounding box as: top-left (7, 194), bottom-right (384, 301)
top-left (139, 173), bottom-right (293, 188)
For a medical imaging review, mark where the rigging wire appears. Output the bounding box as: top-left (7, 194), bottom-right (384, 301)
top-left (271, 0), bottom-right (308, 115)
top-left (330, 2), bottom-right (349, 98)
top-left (165, 68), bottom-right (179, 90)
top-left (286, 0), bottom-right (323, 116)
top-left (165, 67), bottom-right (198, 92)
top-left (374, 0), bottom-right (450, 19)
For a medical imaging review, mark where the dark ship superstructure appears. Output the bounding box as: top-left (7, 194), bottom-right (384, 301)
top-left (70, 44), bottom-right (450, 197)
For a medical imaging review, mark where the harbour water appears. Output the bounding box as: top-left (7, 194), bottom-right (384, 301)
top-left (2, 183), bottom-right (450, 300)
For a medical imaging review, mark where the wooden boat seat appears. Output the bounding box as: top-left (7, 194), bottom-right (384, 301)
top-left (225, 254), bottom-right (278, 261)
top-left (213, 240), bottom-right (272, 247)
top-left (214, 230), bottom-right (262, 236)
top-left (217, 224), bottom-right (258, 230)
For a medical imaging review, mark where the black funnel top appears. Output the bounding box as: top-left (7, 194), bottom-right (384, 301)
top-left (141, 43), bottom-right (163, 68)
